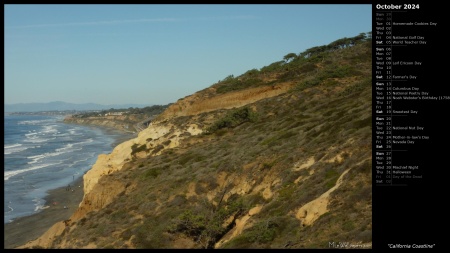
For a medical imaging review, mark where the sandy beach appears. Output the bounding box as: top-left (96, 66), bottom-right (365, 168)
top-left (4, 176), bottom-right (84, 249)
top-left (4, 126), bottom-right (136, 249)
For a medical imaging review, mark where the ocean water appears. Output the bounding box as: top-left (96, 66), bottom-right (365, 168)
top-left (4, 114), bottom-right (131, 224)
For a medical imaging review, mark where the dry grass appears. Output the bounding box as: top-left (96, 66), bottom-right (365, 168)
top-left (49, 37), bottom-right (372, 249)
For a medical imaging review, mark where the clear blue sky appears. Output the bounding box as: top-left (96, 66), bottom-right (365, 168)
top-left (5, 4), bottom-right (371, 106)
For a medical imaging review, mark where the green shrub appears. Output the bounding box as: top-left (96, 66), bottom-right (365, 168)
top-left (144, 168), bottom-right (160, 179)
top-left (353, 116), bottom-right (372, 129)
top-left (151, 144), bottom-right (164, 155)
top-left (216, 78), bottom-right (262, 94)
top-left (342, 221), bottom-right (356, 232)
top-left (231, 219), bottom-right (279, 245)
top-left (324, 168), bottom-right (339, 189)
top-left (169, 198), bottom-right (245, 248)
top-left (207, 107), bottom-right (258, 133)
top-left (177, 152), bottom-right (205, 166)
top-left (131, 144), bottom-right (147, 156)
top-left (339, 77), bottom-right (371, 97)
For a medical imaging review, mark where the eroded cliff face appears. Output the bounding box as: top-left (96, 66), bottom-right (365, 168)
top-left (19, 117), bottom-right (204, 248)
top-left (20, 40), bottom-right (372, 249)
top-left (20, 78), bottom-right (297, 249)
top-left (157, 82), bottom-right (295, 120)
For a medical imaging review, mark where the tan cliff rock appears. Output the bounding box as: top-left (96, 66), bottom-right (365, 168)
top-left (19, 74), bottom-right (344, 248)
top-left (19, 119), bottom-right (203, 249)
top-left (15, 37), bottom-right (374, 249)
top-left (295, 168), bottom-right (351, 226)
top-left (19, 79), bottom-right (296, 249)
top-left (157, 82), bottom-right (294, 120)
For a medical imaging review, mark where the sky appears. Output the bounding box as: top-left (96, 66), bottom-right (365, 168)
top-left (4, 4), bottom-right (372, 106)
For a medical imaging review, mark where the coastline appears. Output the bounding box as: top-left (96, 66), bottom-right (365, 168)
top-left (4, 176), bottom-right (84, 249)
top-left (109, 130), bottom-right (136, 148)
top-left (4, 123), bottom-right (137, 249)
top-left (62, 120), bottom-right (137, 148)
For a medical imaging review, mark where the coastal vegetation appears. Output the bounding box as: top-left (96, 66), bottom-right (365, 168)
top-left (21, 32), bottom-right (372, 249)
top-left (70, 104), bottom-right (169, 118)
top-left (64, 104), bottom-right (170, 133)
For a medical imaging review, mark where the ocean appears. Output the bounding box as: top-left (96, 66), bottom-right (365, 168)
top-left (4, 114), bottom-right (131, 224)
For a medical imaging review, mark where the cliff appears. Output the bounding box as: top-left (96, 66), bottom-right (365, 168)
top-left (20, 34), bottom-right (372, 249)
top-left (20, 119), bottom-right (203, 248)
top-left (156, 81), bottom-right (294, 120)
top-left (63, 115), bottom-right (140, 133)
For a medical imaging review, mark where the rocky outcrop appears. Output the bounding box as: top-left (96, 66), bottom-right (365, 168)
top-left (295, 169), bottom-right (351, 226)
top-left (20, 117), bottom-right (204, 248)
top-left (157, 82), bottom-right (295, 120)
top-left (19, 79), bottom-right (294, 249)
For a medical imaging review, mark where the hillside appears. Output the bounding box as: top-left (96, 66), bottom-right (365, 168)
top-left (63, 105), bottom-right (169, 133)
top-left (20, 32), bottom-right (372, 249)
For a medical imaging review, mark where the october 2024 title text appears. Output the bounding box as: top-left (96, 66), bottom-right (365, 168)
top-left (376, 4), bottom-right (420, 10)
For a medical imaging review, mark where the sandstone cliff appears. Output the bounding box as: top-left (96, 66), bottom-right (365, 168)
top-left (20, 117), bottom-right (204, 248)
top-left (156, 82), bottom-right (294, 121)
top-left (20, 35), bottom-right (372, 249)
top-left (20, 74), bottom-right (295, 248)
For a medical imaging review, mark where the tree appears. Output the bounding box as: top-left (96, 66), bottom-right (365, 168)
top-left (283, 53), bottom-right (297, 63)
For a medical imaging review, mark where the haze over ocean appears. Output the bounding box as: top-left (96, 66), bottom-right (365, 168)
top-left (4, 114), bottom-right (130, 223)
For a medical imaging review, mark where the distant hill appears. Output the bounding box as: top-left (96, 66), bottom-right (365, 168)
top-left (4, 101), bottom-right (151, 112)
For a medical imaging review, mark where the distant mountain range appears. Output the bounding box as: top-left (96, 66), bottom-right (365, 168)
top-left (4, 101), bottom-right (152, 112)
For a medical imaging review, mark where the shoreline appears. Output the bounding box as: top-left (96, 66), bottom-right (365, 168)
top-left (4, 122), bottom-right (138, 249)
top-left (108, 129), bottom-right (137, 148)
top-left (4, 176), bottom-right (84, 249)
top-left (62, 120), bottom-right (137, 148)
